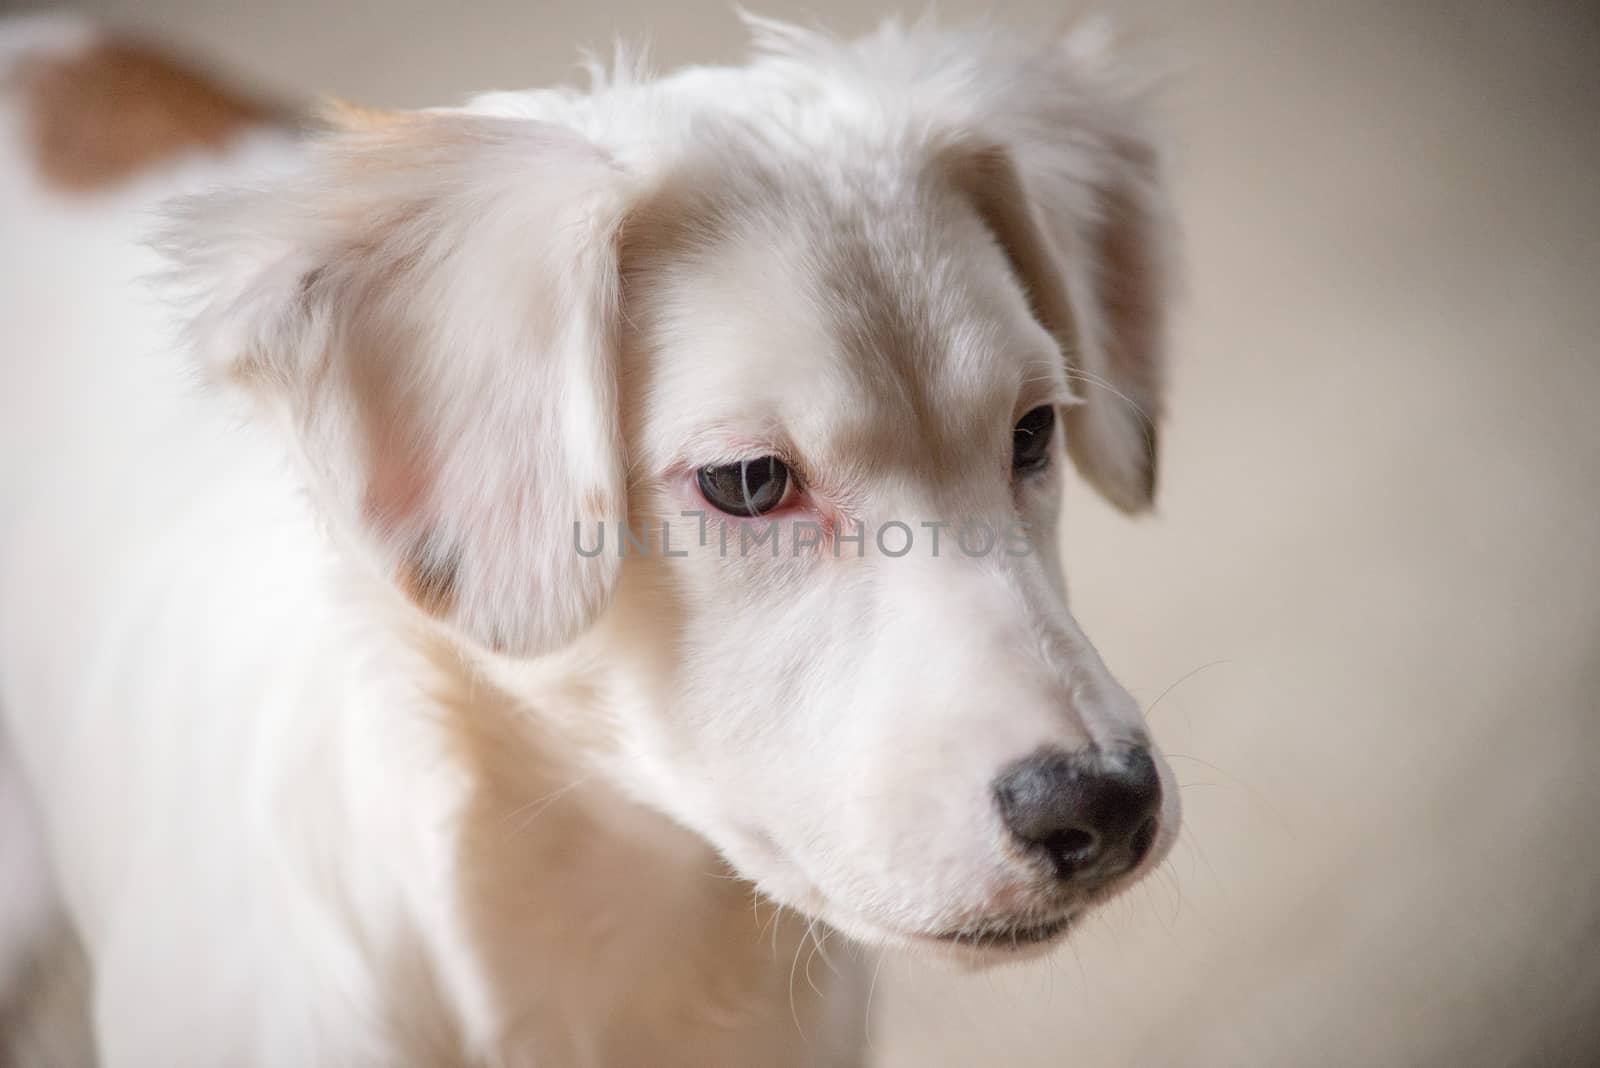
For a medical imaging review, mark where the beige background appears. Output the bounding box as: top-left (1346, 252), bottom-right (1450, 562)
top-left (14, 1), bottom-right (1600, 1063)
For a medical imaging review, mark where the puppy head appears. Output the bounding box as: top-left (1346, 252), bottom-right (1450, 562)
top-left (593, 21), bottom-right (1179, 961)
top-left (174, 19), bottom-right (1178, 964)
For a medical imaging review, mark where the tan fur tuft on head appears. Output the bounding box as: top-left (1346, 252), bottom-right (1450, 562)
top-left (316, 97), bottom-right (411, 133)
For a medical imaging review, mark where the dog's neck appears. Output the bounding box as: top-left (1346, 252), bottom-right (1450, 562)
top-left (363, 629), bottom-right (865, 1066)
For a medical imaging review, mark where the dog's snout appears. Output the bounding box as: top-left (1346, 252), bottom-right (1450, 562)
top-left (993, 746), bottom-right (1162, 881)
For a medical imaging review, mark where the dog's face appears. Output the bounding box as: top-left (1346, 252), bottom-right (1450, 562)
top-left (592, 140), bottom-right (1177, 958)
top-left (598, 154), bottom-right (1177, 952)
top-left (177, 21), bottom-right (1178, 962)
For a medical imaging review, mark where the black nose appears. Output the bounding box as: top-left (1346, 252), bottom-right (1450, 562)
top-left (992, 746), bottom-right (1162, 881)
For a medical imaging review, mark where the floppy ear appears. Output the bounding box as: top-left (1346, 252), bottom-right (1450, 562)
top-left (931, 26), bottom-right (1174, 514)
top-left (947, 130), bottom-right (1169, 513)
top-left (168, 110), bottom-right (631, 656)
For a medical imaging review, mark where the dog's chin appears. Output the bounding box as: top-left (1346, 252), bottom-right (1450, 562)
top-left (801, 896), bottom-right (1082, 971)
top-left (911, 912), bottom-right (1081, 970)
top-left (729, 848), bottom-right (1086, 971)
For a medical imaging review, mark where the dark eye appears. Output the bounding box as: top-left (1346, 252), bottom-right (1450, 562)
top-left (696, 456), bottom-right (792, 517)
top-left (1012, 405), bottom-right (1056, 475)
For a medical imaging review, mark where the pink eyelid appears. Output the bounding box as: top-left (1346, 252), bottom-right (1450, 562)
top-left (673, 456), bottom-right (843, 536)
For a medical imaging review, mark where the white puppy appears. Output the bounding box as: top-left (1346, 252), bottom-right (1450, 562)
top-left (0, 13), bottom-right (1179, 1066)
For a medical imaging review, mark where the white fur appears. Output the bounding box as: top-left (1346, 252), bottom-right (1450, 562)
top-left (0, 14), bottom-right (1178, 1065)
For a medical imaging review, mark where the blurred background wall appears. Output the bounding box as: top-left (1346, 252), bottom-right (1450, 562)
top-left (8, 1), bottom-right (1597, 1063)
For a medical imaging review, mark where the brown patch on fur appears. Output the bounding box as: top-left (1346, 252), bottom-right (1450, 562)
top-left (397, 541), bottom-right (461, 619)
top-left (16, 40), bottom-right (275, 193)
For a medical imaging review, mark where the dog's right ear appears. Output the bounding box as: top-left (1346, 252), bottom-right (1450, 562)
top-left (167, 111), bottom-right (632, 657)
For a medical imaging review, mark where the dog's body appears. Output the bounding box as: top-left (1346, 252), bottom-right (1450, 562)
top-left (0, 14), bottom-right (1178, 1066)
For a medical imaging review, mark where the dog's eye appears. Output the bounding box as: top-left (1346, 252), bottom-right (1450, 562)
top-left (1012, 405), bottom-right (1056, 475)
top-left (696, 457), bottom-right (792, 517)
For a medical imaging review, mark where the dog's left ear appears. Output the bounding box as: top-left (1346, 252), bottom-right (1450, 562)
top-left (943, 38), bottom-right (1174, 513)
top-left (168, 111), bottom-right (632, 656)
